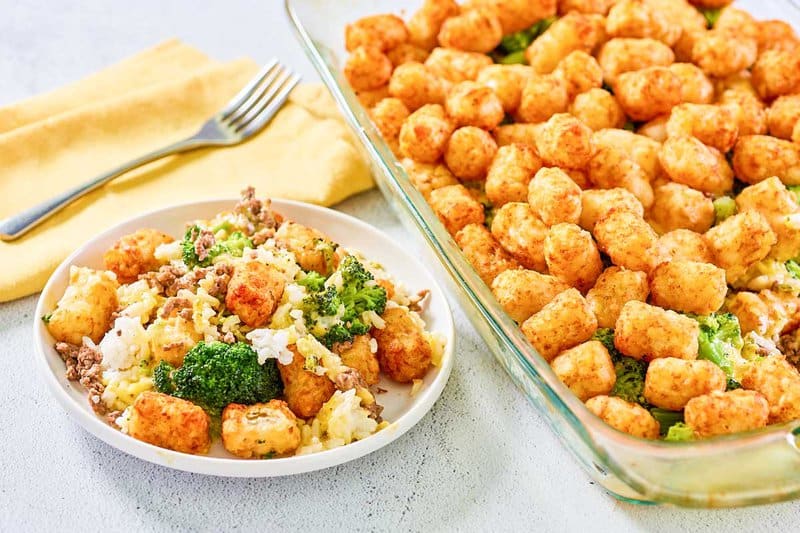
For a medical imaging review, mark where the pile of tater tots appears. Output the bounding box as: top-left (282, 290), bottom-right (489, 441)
top-left (343, 0), bottom-right (800, 441)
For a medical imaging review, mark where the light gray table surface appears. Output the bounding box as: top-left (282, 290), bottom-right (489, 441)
top-left (1, 1), bottom-right (798, 532)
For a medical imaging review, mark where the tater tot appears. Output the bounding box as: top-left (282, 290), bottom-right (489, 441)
top-left (369, 97), bottom-right (409, 152)
top-left (714, 6), bottom-right (758, 41)
top-left (445, 81), bottom-right (505, 130)
top-left (280, 346), bottom-right (336, 420)
top-left (667, 63), bottom-right (713, 105)
top-left (491, 269), bottom-right (569, 322)
top-left (750, 49), bottom-right (800, 101)
top-left (553, 51), bottom-right (603, 99)
top-left (275, 222), bottom-right (337, 275)
top-left (613, 66), bottom-right (681, 121)
top-left (517, 75), bottom-right (569, 124)
top-left (649, 260), bottom-right (727, 314)
top-left (644, 358), bottom-right (727, 411)
top-left (665, 103), bottom-right (739, 153)
top-left (534, 113), bottom-right (594, 169)
top-left (587, 146), bottom-right (654, 209)
top-left (444, 126), bottom-right (498, 180)
top-left (491, 202), bottom-right (549, 271)
top-left (46, 266), bottom-right (119, 345)
top-left (344, 46), bottom-right (393, 92)
top-left (614, 300), bottom-right (699, 361)
top-left (476, 65), bottom-right (528, 113)
top-left (398, 104), bottom-right (454, 163)
top-left (569, 88), bottom-right (626, 131)
top-left (594, 211), bottom-right (656, 272)
top-left (388, 62), bottom-right (445, 111)
top-left (424, 47), bottom-right (493, 83)
top-left (735, 177), bottom-right (800, 260)
top-left (128, 392), bottom-right (210, 454)
top-left (732, 135), bottom-right (800, 186)
top-left (718, 89), bottom-right (768, 137)
top-left (579, 187), bottom-right (643, 232)
top-left (591, 128), bottom-right (662, 179)
top-left (221, 400), bottom-right (301, 459)
top-left (551, 340), bottom-right (616, 401)
top-left (528, 167), bottom-right (582, 226)
top-left (605, 0), bottom-right (680, 46)
top-left (597, 38), bottom-right (675, 84)
top-left (658, 136), bottom-right (731, 194)
top-left (429, 184), bottom-right (485, 235)
top-left (456, 223), bottom-right (521, 284)
top-left (486, 0), bottom-right (558, 34)
top-left (544, 223), bottom-right (604, 292)
top-left (649, 182), bottom-right (714, 234)
top-left (407, 0), bottom-right (460, 50)
top-left (401, 159), bottom-right (459, 200)
top-left (586, 266), bottom-right (649, 328)
top-left (648, 0), bottom-right (707, 34)
top-left (103, 228), bottom-right (173, 284)
top-left (386, 43), bottom-right (429, 67)
top-left (755, 19), bottom-right (799, 53)
top-left (685, 390), bottom-right (770, 438)
top-left (691, 30), bottom-right (757, 78)
top-left (356, 86), bottom-right (390, 108)
top-left (437, 6), bottom-right (503, 53)
top-left (558, 0), bottom-right (617, 14)
top-left (768, 95), bottom-right (800, 141)
top-left (525, 12), bottom-right (606, 74)
top-left (741, 356), bottom-right (800, 424)
top-left (649, 229), bottom-right (714, 269)
top-left (485, 143), bottom-right (542, 206)
top-left (704, 211), bottom-right (777, 283)
top-left (226, 261), bottom-right (285, 328)
top-left (373, 307), bottom-right (433, 383)
top-left (585, 395), bottom-right (661, 439)
top-left (521, 288), bottom-right (598, 361)
top-left (493, 123), bottom-right (540, 148)
top-left (345, 14), bottom-right (408, 52)
top-left (334, 334), bottom-right (381, 386)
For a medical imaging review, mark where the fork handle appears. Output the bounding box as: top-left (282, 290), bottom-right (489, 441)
top-left (0, 138), bottom-right (208, 241)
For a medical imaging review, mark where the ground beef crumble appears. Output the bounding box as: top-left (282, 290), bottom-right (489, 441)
top-left (193, 228), bottom-right (215, 263)
top-left (333, 368), bottom-right (384, 422)
top-left (160, 297), bottom-right (192, 320)
top-left (235, 186), bottom-right (282, 234)
top-left (139, 263), bottom-right (187, 295)
top-left (55, 341), bottom-right (107, 415)
top-left (778, 330), bottom-right (800, 370)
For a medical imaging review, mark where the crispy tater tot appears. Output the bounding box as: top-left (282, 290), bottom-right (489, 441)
top-left (221, 400), bottom-right (301, 459)
top-left (597, 38), bottom-right (675, 84)
top-left (558, 0), bottom-right (617, 14)
top-left (493, 123), bottom-right (540, 148)
top-left (614, 300), bottom-right (699, 360)
top-left (735, 177), bottom-right (800, 261)
top-left (386, 43), bottom-right (429, 67)
top-left (553, 51), bottom-right (603, 99)
top-left (491, 269), bottom-right (569, 322)
top-left (275, 222), bottom-right (337, 275)
top-left (750, 49), bottom-right (800, 102)
top-left (665, 103), bottom-right (739, 153)
top-left (369, 97), bottom-right (410, 152)
top-left (594, 211), bottom-right (656, 272)
top-left (484, 0), bottom-right (558, 34)
top-left (429, 184), bottom-right (486, 235)
top-left (517, 75), bottom-right (569, 124)
top-left (569, 88), bottom-right (626, 131)
top-left (613, 66), bottom-right (681, 121)
top-left (356, 86), bottom-right (390, 108)
top-left (279, 347), bottom-right (336, 419)
top-left (768, 95), bottom-right (800, 141)
top-left (667, 63), bottom-right (713, 105)
top-left (718, 89), bottom-right (768, 137)
top-left (649, 229), bottom-right (714, 268)
top-left (705, 210), bottom-right (777, 283)
top-left (586, 266), bottom-right (649, 328)
top-left (658, 136), bottom-right (732, 194)
top-left (401, 159), bottom-right (459, 200)
top-left (398, 104), bottom-right (454, 163)
top-left (445, 81), bottom-right (505, 130)
top-left (476, 65), bottom-right (529, 113)
top-left (333, 335), bottom-right (380, 386)
top-left (741, 356), bottom-right (800, 424)
top-left (485, 143), bottom-right (543, 206)
top-left (579, 187), bottom-right (643, 232)
top-left (591, 128), bottom-right (662, 179)
top-left (644, 358), bottom-right (727, 411)
top-left (226, 261), bottom-right (285, 328)
top-left (587, 146), bottom-right (654, 209)
top-left (534, 113), bottom-right (594, 169)
top-left (525, 12), bottom-right (606, 74)
top-left (528, 167), bottom-right (582, 226)
top-left (605, 0), bottom-right (680, 46)
top-left (407, 0), bottom-right (460, 50)
top-left (47, 266), bottom-right (118, 345)
top-left (756, 20), bottom-right (800, 54)
top-left (128, 392), bottom-right (210, 454)
top-left (732, 135), bottom-right (800, 186)
top-left (637, 116), bottom-right (669, 143)
top-left (424, 47), bottom-right (493, 83)
top-left (444, 126), bottom-right (498, 180)
top-left (521, 288), bottom-right (597, 361)
top-left (552, 340), bottom-right (616, 401)
top-left (685, 390), bottom-right (770, 438)
top-left (544, 223), bottom-right (604, 292)
top-left (373, 307), bottom-right (432, 383)
top-left (344, 46), bottom-right (393, 92)
top-left (585, 395), bottom-right (661, 439)
top-left (437, 6), bottom-right (503, 53)
top-left (456, 223), bottom-right (521, 285)
top-left (692, 30), bottom-right (757, 78)
top-left (649, 260), bottom-right (727, 314)
top-left (649, 182), bottom-right (714, 234)
top-left (388, 61), bottom-right (445, 111)
top-left (647, 0), bottom-right (707, 34)
top-left (103, 228), bottom-right (173, 284)
top-left (345, 14), bottom-right (408, 52)
top-left (491, 202), bottom-right (549, 271)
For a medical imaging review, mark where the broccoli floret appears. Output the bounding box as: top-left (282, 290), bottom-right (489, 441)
top-left (664, 422), bottom-right (695, 442)
top-left (693, 313), bottom-right (743, 378)
top-left (650, 408), bottom-right (684, 436)
top-left (338, 256), bottom-right (388, 321)
top-left (297, 271), bottom-right (326, 291)
top-left (181, 225), bottom-right (253, 268)
top-left (492, 16), bottom-right (556, 63)
top-left (153, 341), bottom-right (282, 414)
top-left (611, 356), bottom-right (649, 406)
top-left (700, 7), bottom-right (721, 28)
top-left (713, 196), bottom-right (737, 225)
top-left (498, 50), bottom-right (527, 64)
top-left (786, 259), bottom-right (800, 280)
top-left (499, 32), bottom-right (533, 54)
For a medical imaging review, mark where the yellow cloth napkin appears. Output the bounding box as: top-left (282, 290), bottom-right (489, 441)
top-left (0, 40), bottom-right (373, 302)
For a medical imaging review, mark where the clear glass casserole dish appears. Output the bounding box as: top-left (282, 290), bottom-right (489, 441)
top-left (286, 0), bottom-right (800, 507)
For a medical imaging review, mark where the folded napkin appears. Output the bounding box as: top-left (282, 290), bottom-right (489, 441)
top-left (0, 40), bottom-right (372, 302)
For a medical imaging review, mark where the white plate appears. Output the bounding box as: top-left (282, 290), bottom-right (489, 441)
top-left (33, 198), bottom-right (454, 477)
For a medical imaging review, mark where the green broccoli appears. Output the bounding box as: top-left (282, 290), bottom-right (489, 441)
top-left (712, 196), bottom-right (736, 225)
top-left (492, 16), bottom-right (557, 64)
top-left (181, 224), bottom-right (253, 268)
top-left (650, 407), bottom-right (684, 436)
top-left (498, 50), bottom-right (527, 64)
top-left (592, 328), bottom-right (619, 358)
top-left (786, 259), bottom-right (800, 280)
top-left (726, 377), bottom-right (742, 391)
top-left (693, 313), bottom-right (744, 378)
top-left (611, 356), bottom-right (649, 406)
top-left (664, 422), bottom-right (695, 442)
top-left (297, 270), bottom-right (326, 291)
top-left (153, 341), bottom-right (282, 415)
top-left (700, 7), bottom-right (722, 28)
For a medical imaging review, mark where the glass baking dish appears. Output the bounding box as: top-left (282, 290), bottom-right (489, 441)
top-left (286, 0), bottom-right (800, 507)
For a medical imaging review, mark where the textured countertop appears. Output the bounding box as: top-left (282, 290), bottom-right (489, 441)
top-left (1, 1), bottom-right (798, 531)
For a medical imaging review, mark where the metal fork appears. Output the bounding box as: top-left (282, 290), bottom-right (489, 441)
top-left (0, 60), bottom-right (300, 241)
